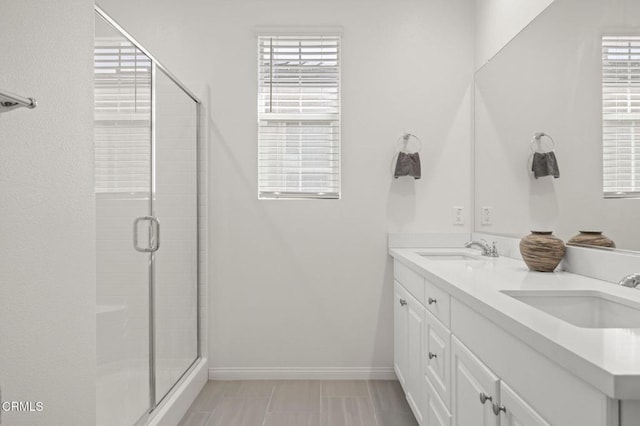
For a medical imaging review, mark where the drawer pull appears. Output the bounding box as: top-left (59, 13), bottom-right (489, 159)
top-left (399, 299), bottom-right (407, 307)
top-left (428, 352), bottom-right (437, 360)
top-left (479, 392), bottom-right (492, 404)
top-left (428, 297), bottom-right (437, 305)
top-left (492, 403), bottom-right (506, 415)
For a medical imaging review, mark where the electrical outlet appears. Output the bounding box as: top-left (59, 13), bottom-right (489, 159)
top-left (481, 206), bottom-right (493, 225)
top-left (452, 206), bottom-right (464, 225)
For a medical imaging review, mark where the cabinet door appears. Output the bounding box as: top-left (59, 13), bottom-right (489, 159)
top-left (451, 336), bottom-right (499, 426)
top-left (425, 375), bottom-right (453, 426)
top-left (394, 281), bottom-right (409, 388)
top-left (499, 381), bottom-right (550, 426)
top-left (407, 295), bottom-right (426, 424)
top-left (425, 311), bottom-right (451, 408)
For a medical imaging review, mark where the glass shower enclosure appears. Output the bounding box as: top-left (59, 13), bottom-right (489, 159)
top-left (94, 6), bottom-right (200, 425)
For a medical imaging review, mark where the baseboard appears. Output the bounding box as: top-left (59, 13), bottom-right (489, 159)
top-left (209, 367), bottom-right (397, 381)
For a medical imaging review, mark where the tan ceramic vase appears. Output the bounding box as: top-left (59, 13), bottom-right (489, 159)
top-left (567, 231), bottom-right (616, 248)
top-left (519, 231), bottom-right (566, 272)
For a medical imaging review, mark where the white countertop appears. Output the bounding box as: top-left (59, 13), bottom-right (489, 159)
top-left (389, 247), bottom-right (640, 400)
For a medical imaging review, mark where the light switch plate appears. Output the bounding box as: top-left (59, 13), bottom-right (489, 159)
top-left (481, 206), bottom-right (492, 225)
top-left (453, 206), bottom-right (464, 225)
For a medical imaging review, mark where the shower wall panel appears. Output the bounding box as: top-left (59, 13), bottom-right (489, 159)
top-left (153, 68), bottom-right (199, 403)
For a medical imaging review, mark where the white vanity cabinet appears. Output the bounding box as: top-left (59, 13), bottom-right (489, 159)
top-left (498, 381), bottom-right (550, 426)
top-left (451, 336), bottom-right (499, 426)
top-left (425, 373), bottom-right (452, 426)
top-left (451, 336), bottom-right (549, 426)
top-left (394, 281), bottom-right (409, 388)
top-left (395, 261), bottom-right (452, 425)
top-left (394, 280), bottom-right (425, 424)
top-left (424, 310), bottom-right (451, 408)
top-left (393, 260), bottom-right (559, 426)
top-left (390, 246), bottom-right (639, 425)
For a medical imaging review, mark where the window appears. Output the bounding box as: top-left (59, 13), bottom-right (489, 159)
top-left (602, 36), bottom-right (640, 198)
top-left (258, 35), bottom-right (341, 199)
top-left (94, 36), bottom-right (151, 194)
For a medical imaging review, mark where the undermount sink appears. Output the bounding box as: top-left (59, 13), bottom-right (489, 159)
top-left (419, 253), bottom-right (482, 261)
top-left (501, 290), bottom-right (640, 328)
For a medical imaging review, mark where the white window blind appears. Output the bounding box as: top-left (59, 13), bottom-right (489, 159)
top-left (258, 35), bottom-right (341, 199)
top-left (602, 36), bottom-right (640, 198)
top-left (94, 37), bottom-right (152, 194)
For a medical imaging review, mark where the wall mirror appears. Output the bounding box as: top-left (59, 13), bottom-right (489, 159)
top-left (474, 0), bottom-right (640, 252)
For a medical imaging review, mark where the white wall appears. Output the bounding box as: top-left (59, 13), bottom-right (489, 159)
top-left (474, 0), bottom-right (554, 70)
top-left (99, 0), bottom-right (473, 376)
top-left (474, 0), bottom-right (640, 250)
top-left (0, 1), bottom-right (95, 425)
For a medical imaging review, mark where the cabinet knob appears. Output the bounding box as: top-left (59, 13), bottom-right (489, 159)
top-left (428, 352), bottom-right (437, 360)
top-left (492, 403), bottom-right (506, 416)
top-left (428, 297), bottom-right (437, 305)
top-left (399, 299), bottom-right (407, 306)
top-left (479, 392), bottom-right (492, 404)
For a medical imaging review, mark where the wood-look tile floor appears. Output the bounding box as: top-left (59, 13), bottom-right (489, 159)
top-left (179, 380), bottom-right (418, 426)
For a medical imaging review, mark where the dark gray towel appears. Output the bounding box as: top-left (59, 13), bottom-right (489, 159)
top-left (394, 152), bottom-right (421, 179)
top-left (532, 151), bottom-right (560, 179)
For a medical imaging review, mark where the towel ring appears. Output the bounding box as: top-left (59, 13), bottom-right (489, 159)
top-left (396, 133), bottom-right (422, 153)
top-left (529, 132), bottom-right (555, 153)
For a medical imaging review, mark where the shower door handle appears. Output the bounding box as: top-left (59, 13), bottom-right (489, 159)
top-left (133, 216), bottom-right (160, 253)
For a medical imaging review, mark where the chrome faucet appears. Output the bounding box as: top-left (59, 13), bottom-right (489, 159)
top-left (464, 239), bottom-right (499, 257)
top-left (618, 273), bottom-right (640, 289)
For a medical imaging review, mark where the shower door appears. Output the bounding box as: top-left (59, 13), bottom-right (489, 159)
top-left (95, 15), bottom-right (154, 425)
top-left (95, 8), bottom-right (200, 426)
top-left (152, 67), bottom-right (199, 403)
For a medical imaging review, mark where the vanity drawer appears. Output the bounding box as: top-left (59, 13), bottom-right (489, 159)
top-left (394, 260), bottom-right (425, 303)
top-left (425, 311), bottom-right (451, 408)
top-left (425, 279), bottom-right (450, 327)
top-left (424, 374), bottom-right (452, 426)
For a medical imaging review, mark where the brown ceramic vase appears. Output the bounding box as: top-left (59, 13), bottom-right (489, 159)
top-left (567, 231), bottom-right (616, 248)
top-left (519, 231), bottom-right (566, 272)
